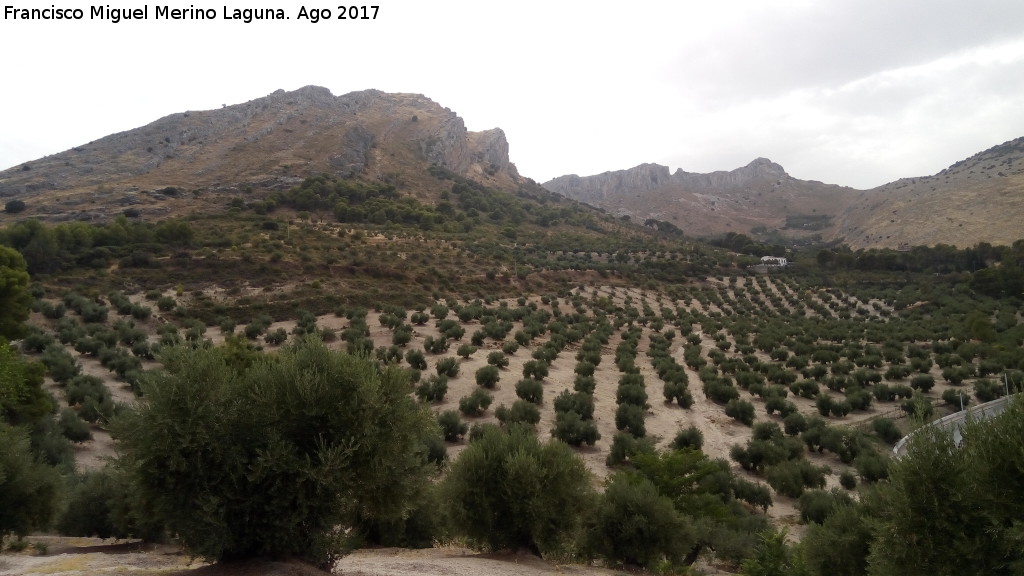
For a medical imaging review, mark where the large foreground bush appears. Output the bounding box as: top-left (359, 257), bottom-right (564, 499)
top-left (114, 338), bottom-right (440, 567)
top-left (442, 424), bottom-right (594, 556)
top-left (584, 473), bottom-right (694, 569)
top-left (865, 396), bottom-right (1024, 575)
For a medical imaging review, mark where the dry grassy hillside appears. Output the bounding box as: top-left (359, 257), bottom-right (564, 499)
top-left (836, 137), bottom-right (1024, 249)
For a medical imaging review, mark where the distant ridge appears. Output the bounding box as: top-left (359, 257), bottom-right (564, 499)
top-left (544, 139), bottom-right (1024, 249)
top-left (544, 158), bottom-right (852, 243)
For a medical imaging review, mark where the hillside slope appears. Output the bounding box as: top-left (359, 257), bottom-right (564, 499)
top-left (835, 137), bottom-right (1024, 249)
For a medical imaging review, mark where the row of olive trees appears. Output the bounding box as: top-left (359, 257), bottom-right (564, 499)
top-left (39, 332), bottom-right (778, 572)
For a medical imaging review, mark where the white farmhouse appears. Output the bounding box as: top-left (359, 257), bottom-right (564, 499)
top-left (760, 256), bottom-right (788, 267)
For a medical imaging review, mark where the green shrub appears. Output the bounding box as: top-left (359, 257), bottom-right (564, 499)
top-left (64, 374), bottom-right (107, 406)
top-left (114, 339), bottom-right (439, 567)
top-left (910, 374), bottom-right (935, 392)
top-left (474, 365), bottom-right (500, 389)
top-left (552, 390), bottom-right (594, 420)
top-left (40, 344), bottom-right (80, 385)
top-left (605, 432), bottom-right (657, 467)
top-left (422, 335), bottom-right (449, 354)
top-left (615, 403), bottom-right (646, 437)
top-left (798, 488), bottom-right (853, 524)
top-left (441, 425), bottom-right (593, 555)
top-left (263, 327), bottom-right (288, 345)
top-left (374, 345), bottom-right (402, 365)
top-left (705, 380), bottom-right (740, 403)
top-left (391, 325), bottom-right (412, 347)
top-left (853, 449), bottom-right (890, 482)
top-left (974, 378), bottom-right (1004, 403)
top-left (58, 408), bottom-right (92, 443)
top-left (783, 412), bottom-right (808, 436)
top-left (551, 411), bottom-right (600, 447)
top-left (816, 394), bottom-right (834, 416)
top-left (616, 384), bottom-right (648, 407)
top-left (872, 418), bottom-right (902, 444)
top-left (733, 478), bottom-right (773, 512)
top-left (671, 425), bottom-right (704, 451)
top-left (415, 375), bottom-right (448, 403)
top-left (765, 459), bottom-right (828, 498)
top-left (494, 400), bottom-right (540, 427)
top-left (4, 199), bottom-right (26, 214)
top-left (437, 410), bottom-right (468, 442)
top-left (752, 421), bottom-right (783, 441)
top-left (584, 474), bottom-right (692, 569)
top-left (56, 467), bottom-right (164, 541)
top-left (405, 349), bottom-right (427, 370)
top-left (791, 379), bottom-right (820, 398)
top-left (574, 375), bottom-right (596, 394)
top-left (522, 360), bottom-right (549, 380)
top-left (156, 296), bottom-right (176, 312)
top-left (574, 361), bottom-right (595, 377)
top-left (458, 388), bottom-right (493, 417)
top-left (435, 357), bottom-right (459, 378)
top-left (486, 351), bottom-right (509, 368)
top-left (900, 395), bottom-right (935, 419)
top-left (243, 323), bottom-right (264, 340)
top-left (515, 379), bottom-right (544, 404)
top-left (725, 398), bottom-right (756, 426)
top-left (830, 399), bottom-right (853, 418)
top-left (942, 388), bottom-right (970, 410)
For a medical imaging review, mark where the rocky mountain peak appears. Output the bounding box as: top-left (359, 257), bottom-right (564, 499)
top-left (0, 87), bottom-right (521, 220)
top-left (745, 157), bottom-right (788, 175)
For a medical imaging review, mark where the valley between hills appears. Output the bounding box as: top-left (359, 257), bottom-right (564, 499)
top-left (1, 86), bottom-right (1022, 576)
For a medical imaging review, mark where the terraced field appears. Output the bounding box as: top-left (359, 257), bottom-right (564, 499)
top-left (28, 269), bottom-right (1018, 532)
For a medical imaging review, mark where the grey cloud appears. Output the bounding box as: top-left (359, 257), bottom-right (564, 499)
top-left (668, 0), bottom-right (1024, 101)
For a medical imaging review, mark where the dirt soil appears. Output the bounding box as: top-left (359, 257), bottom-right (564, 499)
top-left (0, 539), bottom-right (735, 576)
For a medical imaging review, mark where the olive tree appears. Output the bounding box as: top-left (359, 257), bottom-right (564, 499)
top-left (114, 338), bottom-right (440, 567)
top-left (441, 424), bottom-right (594, 556)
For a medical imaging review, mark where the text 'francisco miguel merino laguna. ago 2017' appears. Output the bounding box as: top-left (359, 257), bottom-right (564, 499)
top-left (4, 5), bottom-right (379, 23)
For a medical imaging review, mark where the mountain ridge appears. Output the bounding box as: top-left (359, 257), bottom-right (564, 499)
top-left (543, 139), bottom-right (1024, 249)
top-left (0, 85), bottom-right (521, 222)
top-left (544, 158), bottom-right (854, 244)
top-left (2, 85), bottom-right (1022, 250)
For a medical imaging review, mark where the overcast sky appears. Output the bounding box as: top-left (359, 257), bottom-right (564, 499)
top-left (3, 0), bottom-right (1024, 189)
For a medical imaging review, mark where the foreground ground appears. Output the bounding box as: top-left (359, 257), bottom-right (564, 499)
top-left (0, 538), bottom-right (734, 575)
